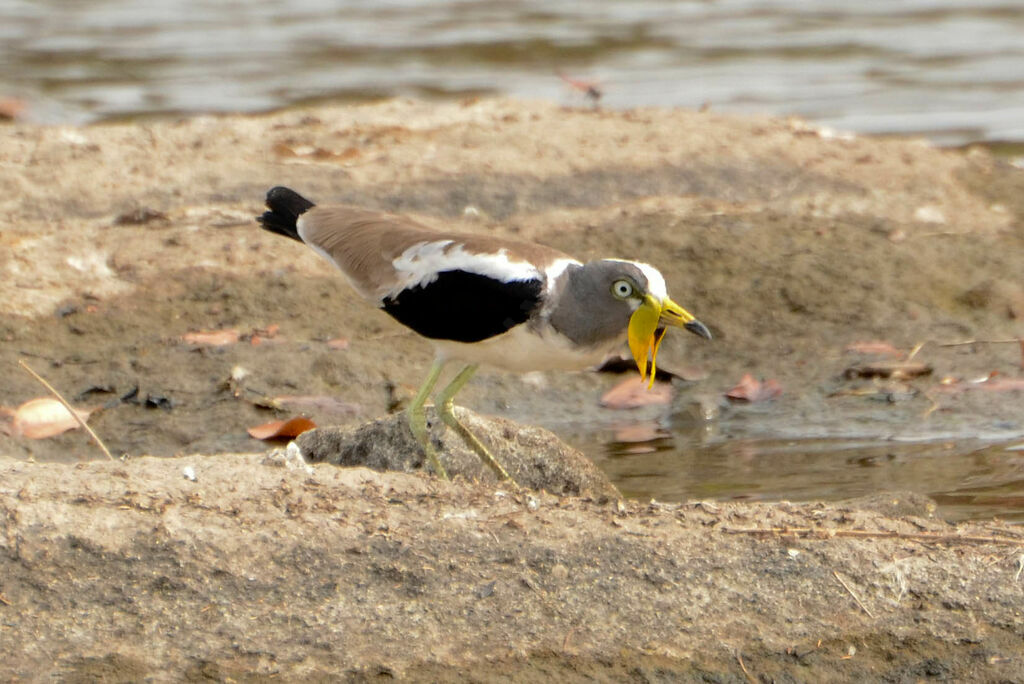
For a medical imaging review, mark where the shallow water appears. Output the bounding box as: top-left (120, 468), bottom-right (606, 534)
top-left (5, 1), bottom-right (1024, 145)
top-left (579, 428), bottom-right (1024, 523)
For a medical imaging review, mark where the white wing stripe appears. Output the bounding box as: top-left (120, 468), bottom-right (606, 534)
top-left (389, 241), bottom-right (542, 296)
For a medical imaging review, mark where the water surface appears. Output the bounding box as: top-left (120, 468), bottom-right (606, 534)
top-left (588, 430), bottom-right (1024, 522)
top-left (4, 1), bottom-right (1024, 145)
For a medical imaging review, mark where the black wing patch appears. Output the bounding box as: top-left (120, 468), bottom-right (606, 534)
top-left (382, 270), bottom-right (543, 343)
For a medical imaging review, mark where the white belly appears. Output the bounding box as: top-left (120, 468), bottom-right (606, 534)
top-left (431, 324), bottom-right (620, 372)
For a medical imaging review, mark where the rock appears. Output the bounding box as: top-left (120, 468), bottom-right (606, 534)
top-left (294, 407), bottom-right (620, 499)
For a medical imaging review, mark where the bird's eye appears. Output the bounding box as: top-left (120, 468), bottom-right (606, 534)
top-left (611, 279), bottom-right (634, 299)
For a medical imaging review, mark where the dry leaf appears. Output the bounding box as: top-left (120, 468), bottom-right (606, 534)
top-left (327, 337), bottom-right (350, 350)
top-left (11, 397), bottom-right (92, 439)
top-left (725, 374), bottom-right (783, 402)
top-left (247, 416), bottom-right (316, 440)
top-left (600, 377), bottom-right (673, 409)
top-left (182, 329), bottom-right (240, 346)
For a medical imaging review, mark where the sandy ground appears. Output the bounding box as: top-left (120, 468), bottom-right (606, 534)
top-left (4, 451), bottom-right (1024, 681)
top-left (2, 98), bottom-right (1024, 679)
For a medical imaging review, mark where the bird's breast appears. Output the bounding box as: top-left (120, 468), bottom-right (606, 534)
top-left (431, 323), bottom-right (619, 372)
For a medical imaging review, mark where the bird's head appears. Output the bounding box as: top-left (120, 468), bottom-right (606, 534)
top-left (607, 261), bottom-right (711, 386)
top-left (550, 259), bottom-right (711, 385)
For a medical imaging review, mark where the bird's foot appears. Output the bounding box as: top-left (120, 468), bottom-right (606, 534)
top-left (439, 400), bottom-right (518, 487)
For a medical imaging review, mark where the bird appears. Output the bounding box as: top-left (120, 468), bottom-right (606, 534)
top-left (257, 186), bottom-right (711, 483)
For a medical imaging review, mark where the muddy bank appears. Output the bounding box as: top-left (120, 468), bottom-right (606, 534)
top-left (2, 452), bottom-right (1024, 681)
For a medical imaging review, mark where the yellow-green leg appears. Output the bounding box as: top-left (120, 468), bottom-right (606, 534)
top-left (436, 364), bottom-right (515, 483)
top-left (407, 359), bottom-right (449, 480)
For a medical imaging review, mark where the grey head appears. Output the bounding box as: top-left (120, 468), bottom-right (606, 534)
top-left (547, 260), bottom-right (656, 347)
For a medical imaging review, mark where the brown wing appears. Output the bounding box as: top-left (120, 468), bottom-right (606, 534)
top-left (297, 205), bottom-right (573, 301)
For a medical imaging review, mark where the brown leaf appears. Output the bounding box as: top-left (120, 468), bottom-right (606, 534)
top-left (725, 374), bottom-right (783, 402)
top-left (182, 329), bottom-right (240, 346)
top-left (247, 416), bottom-right (317, 440)
top-left (599, 377), bottom-right (673, 410)
top-left (11, 397), bottom-right (93, 439)
top-left (845, 341), bottom-right (903, 357)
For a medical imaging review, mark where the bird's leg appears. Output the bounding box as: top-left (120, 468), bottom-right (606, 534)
top-left (435, 364), bottom-right (515, 484)
top-left (407, 359), bottom-right (448, 480)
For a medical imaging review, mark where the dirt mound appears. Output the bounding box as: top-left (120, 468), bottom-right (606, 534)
top-left (296, 407), bottom-right (619, 498)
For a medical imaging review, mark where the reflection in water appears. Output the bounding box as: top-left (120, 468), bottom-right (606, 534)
top-left (3, 1), bottom-right (1024, 144)
top-left (587, 426), bottom-right (1024, 522)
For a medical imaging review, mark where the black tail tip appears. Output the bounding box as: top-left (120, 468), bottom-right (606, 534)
top-left (265, 186), bottom-right (315, 216)
top-left (257, 186), bottom-right (316, 242)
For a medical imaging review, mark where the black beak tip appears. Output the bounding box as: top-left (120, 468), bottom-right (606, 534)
top-left (685, 320), bottom-right (713, 341)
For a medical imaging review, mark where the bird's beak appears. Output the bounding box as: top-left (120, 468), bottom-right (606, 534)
top-left (628, 294), bottom-right (711, 388)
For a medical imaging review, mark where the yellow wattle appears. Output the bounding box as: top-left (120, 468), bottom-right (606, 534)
top-left (648, 327), bottom-right (668, 389)
top-left (627, 296), bottom-right (663, 387)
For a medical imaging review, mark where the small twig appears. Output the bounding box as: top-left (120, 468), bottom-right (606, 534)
top-left (18, 359), bottom-right (115, 461)
top-left (722, 526), bottom-right (1024, 546)
top-left (906, 340), bottom-right (926, 362)
top-left (0, 593), bottom-right (10, 606)
top-left (938, 338), bottom-right (1023, 348)
top-left (562, 627), bottom-right (576, 652)
top-left (833, 570), bottom-right (874, 618)
top-left (736, 651), bottom-right (757, 684)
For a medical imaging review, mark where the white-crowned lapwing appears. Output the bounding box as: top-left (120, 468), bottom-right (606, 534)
top-left (258, 186), bottom-right (711, 483)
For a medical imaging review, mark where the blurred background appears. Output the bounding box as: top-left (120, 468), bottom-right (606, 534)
top-left (3, 0), bottom-right (1024, 147)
